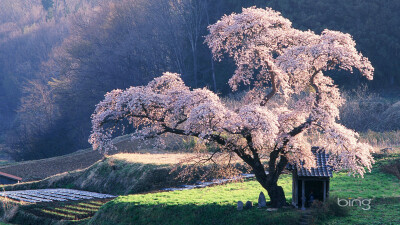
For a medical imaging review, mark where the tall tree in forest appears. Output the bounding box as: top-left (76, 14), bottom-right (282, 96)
top-left (173, 0), bottom-right (206, 87)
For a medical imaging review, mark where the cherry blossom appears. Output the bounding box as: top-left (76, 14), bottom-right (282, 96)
top-left (90, 7), bottom-right (374, 208)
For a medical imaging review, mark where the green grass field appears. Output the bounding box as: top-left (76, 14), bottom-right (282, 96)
top-left (316, 197), bottom-right (400, 225)
top-left (88, 175), bottom-right (301, 225)
top-left (88, 155), bottom-right (400, 225)
top-left (313, 155), bottom-right (400, 225)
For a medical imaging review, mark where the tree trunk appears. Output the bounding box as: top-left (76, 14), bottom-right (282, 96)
top-left (205, 2), bottom-right (217, 91)
top-left (192, 48), bottom-right (198, 88)
top-left (251, 161), bottom-right (287, 208)
top-left (264, 183), bottom-right (286, 208)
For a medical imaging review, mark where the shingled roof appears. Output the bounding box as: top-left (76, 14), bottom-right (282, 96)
top-left (287, 147), bottom-right (333, 177)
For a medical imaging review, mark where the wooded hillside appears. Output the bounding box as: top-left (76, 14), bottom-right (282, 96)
top-left (1, 0), bottom-right (399, 160)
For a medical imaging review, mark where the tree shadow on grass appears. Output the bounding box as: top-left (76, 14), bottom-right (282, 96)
top-left (89, 202), bottom-right (302, 225)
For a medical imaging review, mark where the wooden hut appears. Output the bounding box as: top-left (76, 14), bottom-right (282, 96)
top-left (0, 171), bottom-right (22, 184)
top-left (287, 147), bottom-right (333, 210)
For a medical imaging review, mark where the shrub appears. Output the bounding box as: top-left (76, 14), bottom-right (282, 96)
top-left (0, 197), bottom-right (19, 222)
top-left (380, 159), bottom-right (400, 180)
top-left (382, 101), bottom-right (400, 131)
top-left (312, 196), bottom-right (350, 220)
top-left (340, 87), bottom-right (391, 132)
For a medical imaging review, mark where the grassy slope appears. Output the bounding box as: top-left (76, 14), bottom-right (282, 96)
top-left (2, 158), bottom-right (177, 195)
top-left (88, 175), bottom-right (300, 225)
top-left (0, 133), bottom-right (201, 182)
top-left (89, 156), bottom-right (400, 225)
top-left (1, 152), bottom-right (244, 195)
top-left (0, 149), bottom-right (103, 181)
top-left (0, 134), bottom-right (160, 182)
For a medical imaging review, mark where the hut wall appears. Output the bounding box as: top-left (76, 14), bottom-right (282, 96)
top-left (0, 176), bottom-right (19, 185)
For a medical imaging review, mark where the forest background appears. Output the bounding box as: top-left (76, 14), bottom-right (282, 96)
top-left (1, 0), bottom-right (399, 160)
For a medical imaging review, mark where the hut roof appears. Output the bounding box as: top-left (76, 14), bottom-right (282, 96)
top-left (0, 171), bottom-right (22, 181)
top-left (287, 147), bottom-right (333, 177)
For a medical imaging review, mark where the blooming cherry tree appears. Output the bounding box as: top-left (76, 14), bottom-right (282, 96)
top-left (89, 7), bottom-right (374, 207)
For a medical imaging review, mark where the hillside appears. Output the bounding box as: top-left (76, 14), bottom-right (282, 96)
top-left (0, 149), bottom-right (103, 181)
top-left (0, 151), bottom-right (213, 225)
top-left (0, 151), bottom-right (399, 224)
top-left (2, 153), bottom-right (204, 195)
top-left (0, 135), bottom-right (174, 181)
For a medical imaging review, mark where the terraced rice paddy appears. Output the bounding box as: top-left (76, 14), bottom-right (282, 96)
top-left (27, 199), bottom-right (111, 220)
top-left (0, 189), bottom-right (116, 203)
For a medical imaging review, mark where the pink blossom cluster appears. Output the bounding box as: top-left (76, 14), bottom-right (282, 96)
top-left (90, 7), bottom-right (375, 177)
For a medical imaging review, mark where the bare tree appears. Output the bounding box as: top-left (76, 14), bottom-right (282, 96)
top-left (173, 0), bottom-right (207, 87)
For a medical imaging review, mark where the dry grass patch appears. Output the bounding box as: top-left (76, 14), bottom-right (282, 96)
top-left (110, 153), bottom-right (197, 165)
top-left (110, 152), bottom-right (246, 166)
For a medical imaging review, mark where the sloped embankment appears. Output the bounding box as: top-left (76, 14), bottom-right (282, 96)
top-left (0, 133), bottom-right (178, 182)
top-left (2, 156), bottom-right (183, 195)
top-left (0, 149), bottom-right (103, 181)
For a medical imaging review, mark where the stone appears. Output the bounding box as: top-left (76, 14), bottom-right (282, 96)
top-left (237, 201), bottom-right (244, 211)
top-left (245, 201), bottom-right (253, 209)
top-left (266, 208), bottom-right (278, 212)
top-left (258, 191), bottom-right (267, 208)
